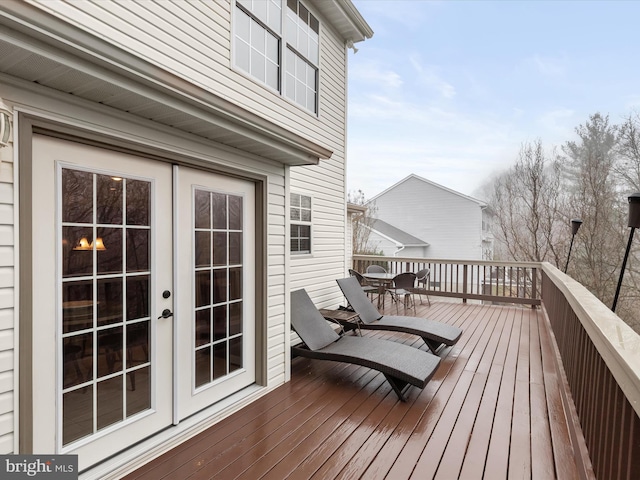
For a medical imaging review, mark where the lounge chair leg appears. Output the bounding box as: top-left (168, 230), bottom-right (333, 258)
top-left (423, 338), bottom-right (444, 354)
top-left (384, 374), bottom-right (410, 401)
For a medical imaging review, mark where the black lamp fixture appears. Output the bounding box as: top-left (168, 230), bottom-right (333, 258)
top-left (563, 218), bottom-right (583, 273)
top-left (612, 193), bottom-right (640, 312)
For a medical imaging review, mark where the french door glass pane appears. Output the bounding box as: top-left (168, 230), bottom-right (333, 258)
top-left (194, 189), bottom-right (244, 388)
top-left (60, 167), bottom-right (152, 446)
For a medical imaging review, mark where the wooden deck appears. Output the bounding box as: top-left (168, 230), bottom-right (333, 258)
top-left (123, 299), bottom-right (589, 479)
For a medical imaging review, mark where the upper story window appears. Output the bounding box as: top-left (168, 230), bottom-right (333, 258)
top-left (234, 0), bottom-right (319, 114)
top-left (290, 193), bottom-right (312, 254)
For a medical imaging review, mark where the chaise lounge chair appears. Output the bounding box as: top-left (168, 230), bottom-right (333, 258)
top-left (336, 276), bottom-right (463, 354)
top-left (290, 289), bottom-right (441, 401)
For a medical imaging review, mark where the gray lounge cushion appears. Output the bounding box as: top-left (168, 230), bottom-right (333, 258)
top-left (291, 289), bottom-right (340, 350)
top-left (337, 276), bottom-right (463, 348)
top-left (290, 288), bottom-right (441, 400)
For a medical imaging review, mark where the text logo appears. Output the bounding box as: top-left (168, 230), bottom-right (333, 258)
top-left (0, 455), bottom-right (78, 479)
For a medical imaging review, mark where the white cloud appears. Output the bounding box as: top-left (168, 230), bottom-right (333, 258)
top-left (526, 54), bottom-right (568, 78)
top-left (350, 61), bottom-right (403, 89)
top-left (347, 101), bottom-right (524, 198)
top-left (536, 108), bottom-right (576, 141)
top-left (408, 55), bottom-right (456, 99)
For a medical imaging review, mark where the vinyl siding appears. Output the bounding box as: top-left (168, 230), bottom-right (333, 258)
top-left (374, 176), bottom-right (484, 260)
top-left (0, 139), bottom-right (14, 453)
top-left (289, 8), bottom-right (347, 310)
top-left (28, 0), bottom-right (337, 154)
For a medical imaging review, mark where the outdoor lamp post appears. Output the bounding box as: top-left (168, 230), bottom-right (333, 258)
top-left (563, 218), bottom-right (583, 273)
top-left (612, 193), bottom-right (640, 312)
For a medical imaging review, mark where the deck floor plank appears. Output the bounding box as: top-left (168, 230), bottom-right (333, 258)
top-left (385, 304), bottom-right (500, 478)
top-left (430, 305), bottom-right (516, 479)
top-left (529, 310), bottom-right (556, 480)
top-left (122, 300), bottom-right (590, 480)
top-left (482, 305), bottom-right (522, 479)
top-left (358, 303), bottom-right (495, 479)
top-left (538, 312), bottom-right (580, 480)
top-left (456, 305), bottom-right (519, 478)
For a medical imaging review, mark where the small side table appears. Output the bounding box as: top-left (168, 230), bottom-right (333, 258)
top-left (318, 308), bottom-right (361, 334)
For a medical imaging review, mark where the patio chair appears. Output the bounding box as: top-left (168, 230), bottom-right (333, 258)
top-left (336, 276), bottom-right (463, 354)
top-left (348, 269), bottom-right (379, 302)
top-left (387, 272), bottom-right (417, 313)
top-left (366, 264), bottom-right (387, 274)
top-left (413, 268), bottom-right (431, 306)
top-left (290, 289), bottom-right (440, 401)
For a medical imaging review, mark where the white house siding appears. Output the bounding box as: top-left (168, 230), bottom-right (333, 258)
top-left (289, 8), bottom-right (348, 309)
top-left (27, 0), bottom-right (336, 162)
top-left (0, 142), bottom-right (14, 453)
top-left (373, 175), bottom-right (485, 260)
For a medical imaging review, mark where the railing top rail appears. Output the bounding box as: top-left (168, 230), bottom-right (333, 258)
top-left (541, 262), bottom-right (640, 417)
top-left (352, 254), bottom-right (543, 269)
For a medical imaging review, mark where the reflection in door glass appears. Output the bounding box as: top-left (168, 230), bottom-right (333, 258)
top-left (60, 168), bottom-right (152, 446)
top-left (193, 189), bottom-right (244, 388)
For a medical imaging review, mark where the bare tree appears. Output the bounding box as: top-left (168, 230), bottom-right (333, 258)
top-left (561, 113), bottom-right (627, 304)
top-left (616, 112), bottom-right (640, 191)
top-left (347, 189), bottom-right (380, 255)
top-left (485, 113), bottom-right (640, 333)
top-left (488, 139), bottom-right (566, 265)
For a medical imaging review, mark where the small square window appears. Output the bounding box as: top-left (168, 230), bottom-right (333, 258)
top-left (290, 193), bottom-right (312, 254)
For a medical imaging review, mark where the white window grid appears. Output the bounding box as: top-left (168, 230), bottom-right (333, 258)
top-left (234, 0), bottom-right (319, 114)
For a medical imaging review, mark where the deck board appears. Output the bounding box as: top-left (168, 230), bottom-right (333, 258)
top-left (123, 301), bottom-right (589, 480)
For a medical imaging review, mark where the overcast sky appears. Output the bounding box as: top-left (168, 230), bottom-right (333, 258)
top-left (346, 0), bottom-right (640, 199)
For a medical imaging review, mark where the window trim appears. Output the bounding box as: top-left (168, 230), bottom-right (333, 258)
top-left (232, 0), bottom-right (320, 116)
top-left (290, 192), bottom-right (312, 255)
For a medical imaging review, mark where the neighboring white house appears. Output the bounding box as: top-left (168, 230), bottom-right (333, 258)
top-left (367, 174), bottom-right (494, 260)
top-left (0, 1), bottom-right (371, 477)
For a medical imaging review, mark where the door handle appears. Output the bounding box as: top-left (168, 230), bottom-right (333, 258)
top-left (158, 309), bottom-right (173, 319)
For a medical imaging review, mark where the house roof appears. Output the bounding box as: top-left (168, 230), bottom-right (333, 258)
top-left (346, 202), bottom-right (367, 215)
top-left (370, 173), bottom-right (489, 208)
top-left (312, 0), bottom-right (374, 44)
top-left (369, 218), bottom-right (429, 247)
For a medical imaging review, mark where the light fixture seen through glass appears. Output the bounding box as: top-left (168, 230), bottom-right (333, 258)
top-left (73, 237), bottom-right (106, 251)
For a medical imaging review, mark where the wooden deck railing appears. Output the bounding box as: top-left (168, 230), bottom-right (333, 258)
top-left (352, 255), bottom-right (541, 306)
top-left (541, 263), bottom-right (640, 480)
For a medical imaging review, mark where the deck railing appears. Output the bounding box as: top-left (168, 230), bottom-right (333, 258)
top-left (541, 263), bottom-right (640, 480)
top-left (351, 256), bottom-right (640, 478)
top-left (352, 255), bottom-right (541, 306)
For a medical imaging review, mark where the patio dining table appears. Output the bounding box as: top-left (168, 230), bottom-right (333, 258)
top-left (362, 272), bottom-right (396, 307)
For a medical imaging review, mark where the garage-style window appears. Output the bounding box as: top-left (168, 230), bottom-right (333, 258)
top-left (290, 193), bottom-right (311, 254)
top-left (234, 0), bottom-right (319, 114)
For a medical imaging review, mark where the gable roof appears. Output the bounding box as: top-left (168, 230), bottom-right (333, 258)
top-left (370, 173), bottom-right (488, 207)
top-left (369, 219), bottom-right (429, 247)
top-left (312, 0), bottom-right (373, 44)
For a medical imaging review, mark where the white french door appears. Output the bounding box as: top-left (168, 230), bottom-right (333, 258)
top-left (29, 134), bottom-right (257, 471)
top-left (31, 134), bottom-right (174, 470)
top-left (176, 167), bottom-right (256, 419)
